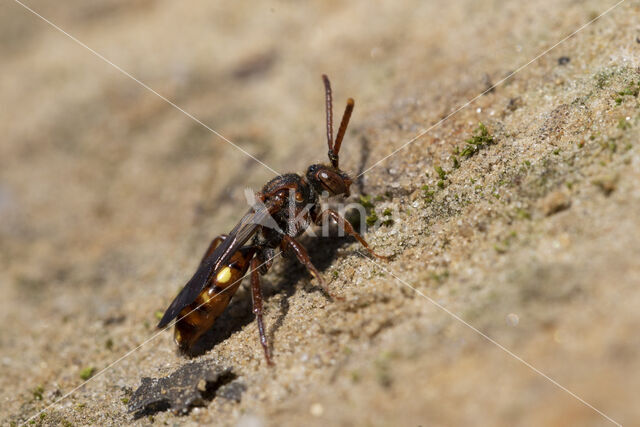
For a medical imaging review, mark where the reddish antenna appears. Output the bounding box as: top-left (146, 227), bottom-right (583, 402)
top-left (332, 98), bottom-right (354, 168)
top-left (322, 74), bottom-right (333, 154)
top-left (322, 74), bottom-right (354, 169)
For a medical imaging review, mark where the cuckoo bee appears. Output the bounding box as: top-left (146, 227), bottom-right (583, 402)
top-left (157, 75), bottom-right (386, 364)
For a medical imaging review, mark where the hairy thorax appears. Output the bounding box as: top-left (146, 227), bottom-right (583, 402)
top-left (258, 173), bottom-right (318, 245)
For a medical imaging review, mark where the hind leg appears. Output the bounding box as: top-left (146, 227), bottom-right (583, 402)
top-left (250, 256), bottom-right (272, 365)
top-left (199, 234), bottom-right (228, 265)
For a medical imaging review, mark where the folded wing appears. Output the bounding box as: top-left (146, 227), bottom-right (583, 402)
top-left (157, 203), bottom-right (276, 328)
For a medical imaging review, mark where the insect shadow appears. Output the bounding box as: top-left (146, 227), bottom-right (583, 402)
top-left (185, 232), bottom-right (358, 358)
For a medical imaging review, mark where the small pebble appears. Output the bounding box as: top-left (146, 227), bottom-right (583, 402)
top-left (540, 190), bottom-right (571, 216)
top-left (310, 402), bottom-right (324, 416)
top-left (592, 175), bottom-right (618, 196)
top-left (237, 414), bottom-right (264, 427)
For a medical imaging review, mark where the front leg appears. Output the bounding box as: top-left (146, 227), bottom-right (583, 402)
top-left (313, 209), bottom-right (387, 259)
top-left (250, 256), bottom-right (272, 365)
top-left (281, 235), bottom-right (341, 300)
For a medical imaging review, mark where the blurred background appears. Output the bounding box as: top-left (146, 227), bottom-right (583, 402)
top-left (1, 0), bottom-right (638, 425)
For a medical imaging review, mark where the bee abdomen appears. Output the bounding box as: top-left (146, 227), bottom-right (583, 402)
top-left (174, 250), bottom-right (254, 351)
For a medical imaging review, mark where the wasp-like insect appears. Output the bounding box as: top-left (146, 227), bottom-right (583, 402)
top-left (157, 75), bottom-right (385, 364)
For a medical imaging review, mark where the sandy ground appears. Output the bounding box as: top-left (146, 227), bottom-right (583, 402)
top-left (1, 0), bottom-right (639, 426)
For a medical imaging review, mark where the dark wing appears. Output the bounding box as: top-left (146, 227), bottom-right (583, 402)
top-left (157, 203), bottom-right (276, 328)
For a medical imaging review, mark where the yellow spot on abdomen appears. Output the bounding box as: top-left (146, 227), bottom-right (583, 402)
top-left (216, 266), bottom-right (232, 284)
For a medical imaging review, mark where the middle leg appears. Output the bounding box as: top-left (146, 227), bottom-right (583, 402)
top-left (281, 235), bottom-right (342, 300)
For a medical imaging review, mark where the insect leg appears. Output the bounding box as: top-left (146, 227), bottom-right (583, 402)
top-left (250, 256), bottom-right (273, 365)
top-left (281, 235), bottom-right (342, 300)
top-left (314, 209), bottom-right (388, 260)
top-left (258, 247), bottom-right (275, 274)
top-left (199, 234), bottom-right (228, 265)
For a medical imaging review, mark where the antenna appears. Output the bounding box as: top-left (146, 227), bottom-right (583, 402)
top-left (322, 74), bottom-right (333, 154)
top-left (332, 98), bottom-right (354, 168)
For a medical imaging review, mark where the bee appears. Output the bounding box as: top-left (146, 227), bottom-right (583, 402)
top-left (158, 75), bottom-right (386, 364)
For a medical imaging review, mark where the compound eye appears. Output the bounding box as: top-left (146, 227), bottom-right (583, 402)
top-left (315, 169), bottom-right (349, 196)
top-left (295, 192), bottom-right (304, 203)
